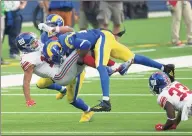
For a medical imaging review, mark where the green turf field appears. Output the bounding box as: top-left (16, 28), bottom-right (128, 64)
top-left (1, 17), bottom-right (192, 135)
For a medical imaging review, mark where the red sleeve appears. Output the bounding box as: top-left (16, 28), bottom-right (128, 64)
top-left (21, 61), bottom-right (32, 71)
top-left (168, 0), bottom-right (178, 7)
top-left (159, 96), bottom-right (168, 108)
top-left (83, 54), bottom-right (96, 68)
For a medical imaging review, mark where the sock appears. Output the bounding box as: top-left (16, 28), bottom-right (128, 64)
top-left (71, 98), bottom-right (89, 111)
top-left (134, 54), bottom-right (163, 70)
top-left (97, 65), bottom-right (110, 97)
top-left (83, 54), bottom-right (96, 68)
top-left (103, 96), bottom-right (110, 101)
top-left (60, 86), bottom-right (67, 94)
top-left (47, 83), bottom-right (65, 93)
top-left (107, 59), bottom-right (115, 66)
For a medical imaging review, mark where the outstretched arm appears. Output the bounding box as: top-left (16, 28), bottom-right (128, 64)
top-left (23, 65), bottom-right (36, 107)
top-left (52, 26), bottom-right (74, 33)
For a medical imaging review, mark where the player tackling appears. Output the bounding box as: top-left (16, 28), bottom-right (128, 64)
top-left (149, 72), bottom-right (192, 131)
top-left (16, 32), bottom-right (93, 122)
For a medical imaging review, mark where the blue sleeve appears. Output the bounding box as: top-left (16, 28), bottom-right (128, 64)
top-left (73, 38), bottom-right (91, 50)
top-left (40, 32), bottom-right (47, 44)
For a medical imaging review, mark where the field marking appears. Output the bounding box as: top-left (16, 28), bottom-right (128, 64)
top-left (170, 45), bottom-right (192, 49)
top-left (2, 55), bottom-right (192, 88)
top-left (1, 94), bottom-right (153, 96)
top-left (1, 111), bottom-right (164, 114)
top-left (88, 77), bottom-right (192, 80)
top-left (2, 131), bottom-right (192, 135)
top-left (132, 49), bottom-right (156, 53)
top-left (1, 90), bottom-right (8, 92)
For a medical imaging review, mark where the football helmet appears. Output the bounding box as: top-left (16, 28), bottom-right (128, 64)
top-left (149, 72), bottom-right (171, 95)
top-left (45, 14), bottom-right (64, 37)
top-left (42, 39), bottom-right (64, 65)
top-left (46, 14), bottom-right (64, 27)
top-left (15, 32), bottom-right (41, 53)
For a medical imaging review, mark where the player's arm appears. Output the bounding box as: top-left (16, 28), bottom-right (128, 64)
top-left (73, 38), bottom-right (91, 65)
top-left (52, 26), bottom-right (74, 34)
top-left (23, 64), bottom-right (36, 107)
top-left (162, 101), bottom-right (177, 130)
top-left (74, 38), bottom-right (91, 57)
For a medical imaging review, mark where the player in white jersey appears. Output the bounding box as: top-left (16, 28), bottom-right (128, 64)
top-left (149, 72), bottom-right (192, 131)
top-left (16, 32), bottom-right (94, 122)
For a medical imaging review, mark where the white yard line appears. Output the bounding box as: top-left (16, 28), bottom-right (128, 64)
top-left (2, 55), bottom-right (192, 88)
top-left (1, 111), bottom-right (164, 114)
top-left (1, 94), bottom-right (153, 96)
top-left (2, 131), bottom-right (192, 135)
top-left (132, 49), bottom-right (156, 53)
top-left (88, 77), bottom-right (192, 80)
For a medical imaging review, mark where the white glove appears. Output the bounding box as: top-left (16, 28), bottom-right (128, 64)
top-left (38, 23), bottom-right (53, 32)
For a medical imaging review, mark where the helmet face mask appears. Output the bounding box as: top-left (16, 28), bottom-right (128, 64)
top-left (16, 32), bottom-right (41, 53)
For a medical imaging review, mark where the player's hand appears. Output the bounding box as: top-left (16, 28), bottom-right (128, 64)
top-left (38, 23), bottom-right (53, 32)
top-left (26, 99), bottom-right (36, 107)
top-left (155, 124), bottom-right (164, 131)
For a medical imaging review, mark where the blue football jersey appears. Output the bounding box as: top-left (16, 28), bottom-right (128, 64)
top-left (58, 29), bottom-right (101, 55)
top-left (40, 32), bottom-right (62, 45)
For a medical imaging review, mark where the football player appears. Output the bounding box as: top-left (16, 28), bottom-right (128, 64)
top-left (149, 72), bottom-right (192, 131)
top-left (16, 32), bottom-right (94, 122)
top-left (38, 14), bottom-right (128, 100)
top-left (42, 29), bottom-right (175, 112)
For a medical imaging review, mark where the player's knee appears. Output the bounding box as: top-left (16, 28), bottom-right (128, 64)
top-left (36, 78), bottom-right (49, 89)
top-left (36, 82), bottom-right (46, 89)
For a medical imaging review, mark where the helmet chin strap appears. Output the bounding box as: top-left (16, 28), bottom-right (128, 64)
top-left (158, 88), bottom-right (163, 94)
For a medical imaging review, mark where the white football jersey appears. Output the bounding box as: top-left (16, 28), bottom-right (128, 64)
top-left (20, 50), bottom-right (84, 86)
top-left (20, 51), bottom-right (58, 78)
top-left (53, 50), bottom-right (85, 86)
top-left (157, 81), bottom-right (192, 120)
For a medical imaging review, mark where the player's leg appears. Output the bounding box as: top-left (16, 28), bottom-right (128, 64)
top-left (103, 30), bottom-right (175, 81)
top-left (182, 1), bottom-right (192, 45)
top-left (36, 78), bottom-right (66, 98)
top-left (171, 1), bottom-right (183, 46)
top-left (66, 71), bottom-right (94, 122)
top-left (91, 32), bottom-right (112, 112)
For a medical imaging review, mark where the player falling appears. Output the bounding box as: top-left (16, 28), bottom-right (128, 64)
top-left (42, 28), bottom-right (176, 112)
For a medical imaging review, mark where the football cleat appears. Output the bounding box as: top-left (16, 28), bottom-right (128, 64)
top-left (79, 111), bottom-right (94, 123)
top-left (91, 100), bottom-right (111, 112)
top-left (56, 92), bottom-right (66, 100)
top-left (106, 60), bottom-right (132, 76)
top-left (118, 60), bottom-right (132, 75)
top-left (163, 64), bottom-right (175, 82)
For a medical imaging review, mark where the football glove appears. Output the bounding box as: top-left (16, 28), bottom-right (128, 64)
top-left (38, 23), bottom-right (53, 32)
top-left (155, 124), bottom-right (177, 131)
top-left (26, 99), bottom-right (36, 107)
top-left (155, 124), bottom-right (164, 131)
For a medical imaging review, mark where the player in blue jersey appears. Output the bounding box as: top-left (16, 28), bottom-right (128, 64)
top-left (38, 14), bottom-right (74, 44)
top-left (36, 14), bottom-right (74, 99)
top-left (38, 14), bottom-right (127, 100)
top-left (42, 27), bottom-right (175, 112)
